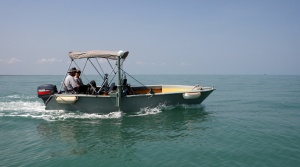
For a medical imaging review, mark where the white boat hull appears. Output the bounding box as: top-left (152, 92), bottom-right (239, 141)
top-left (44, 85), bottom-right (215, 113)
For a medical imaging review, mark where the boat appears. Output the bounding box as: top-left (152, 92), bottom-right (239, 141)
top-left (37, 50), bottom-right (215, 114)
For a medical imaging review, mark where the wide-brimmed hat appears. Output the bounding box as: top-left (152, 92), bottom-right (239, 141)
top-left (68, 67), bottom-right (77, 73)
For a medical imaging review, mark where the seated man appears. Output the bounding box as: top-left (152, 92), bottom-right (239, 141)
top-left (63, 67), bottom-right (79, 93)
top-left (74, 70), bottom-right (83, 86)
top-left (74, 70), bottom-right (88, 93)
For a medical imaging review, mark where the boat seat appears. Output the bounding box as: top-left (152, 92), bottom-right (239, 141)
top-left (86, 80), bottom-right (97, 95)
top-left (107, 82), bottom-right (115, 92)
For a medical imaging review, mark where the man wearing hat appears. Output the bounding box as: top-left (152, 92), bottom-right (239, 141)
top-left (63, 67), bottom-right (79, 93)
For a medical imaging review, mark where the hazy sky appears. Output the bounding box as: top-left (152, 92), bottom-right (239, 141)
top-left (0, 0), bottom-right (299, 75)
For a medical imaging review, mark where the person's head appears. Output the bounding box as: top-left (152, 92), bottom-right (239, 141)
top-left (75, 70), bottom-right (81, 77)
top-left (68, 67), bottom-right (77, 76)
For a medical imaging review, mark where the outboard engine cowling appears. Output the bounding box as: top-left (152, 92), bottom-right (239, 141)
top-left (37, 84), bottom-right (57, 104)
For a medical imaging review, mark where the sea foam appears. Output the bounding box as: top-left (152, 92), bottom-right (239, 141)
top-left (0, 99), bottom-right (166, 121)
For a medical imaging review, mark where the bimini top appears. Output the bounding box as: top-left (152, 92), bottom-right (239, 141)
top-left (68, 50), bottom-right (129, 60)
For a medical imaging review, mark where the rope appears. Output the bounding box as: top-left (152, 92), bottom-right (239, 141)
top-left (121, 70), bottom-right (148, 88)
top-left (107, 58), bottom-right (116, 74)
top-left (96, 58), bottom-right (106, 76)
top-left (89, 59), bottom-right (104, 79)
top-left (82, 58), bottom-right (88, 73)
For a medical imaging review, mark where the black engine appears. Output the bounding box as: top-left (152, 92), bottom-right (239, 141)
top-left (37, 84), bottom-right (57, 104)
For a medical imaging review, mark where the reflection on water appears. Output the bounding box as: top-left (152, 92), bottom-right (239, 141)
top-left (36, 105), bottom-right (210, 160)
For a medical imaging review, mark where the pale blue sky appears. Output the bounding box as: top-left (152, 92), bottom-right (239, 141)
top-left (0, 0), bottom-right (299, 75)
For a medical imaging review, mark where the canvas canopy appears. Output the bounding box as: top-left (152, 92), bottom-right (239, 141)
top-left (68, 50), bottom-right (128, 60)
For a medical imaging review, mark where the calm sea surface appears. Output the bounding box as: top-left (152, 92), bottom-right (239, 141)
top-left (0, 75), bottom-right (299, 167)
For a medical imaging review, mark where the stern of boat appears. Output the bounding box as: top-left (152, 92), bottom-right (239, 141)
top-left (37, 84), bottom-right (58, 104)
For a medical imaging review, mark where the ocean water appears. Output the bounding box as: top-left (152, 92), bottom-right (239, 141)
top-left (0, 75), bottom-right (299, 167)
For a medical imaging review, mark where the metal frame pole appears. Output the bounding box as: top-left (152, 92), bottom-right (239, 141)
top-left (116, 51), bottom-right (122, 111)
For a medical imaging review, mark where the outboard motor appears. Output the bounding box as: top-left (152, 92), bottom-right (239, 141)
top-left (37, 84), bottom-right (57, 104)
